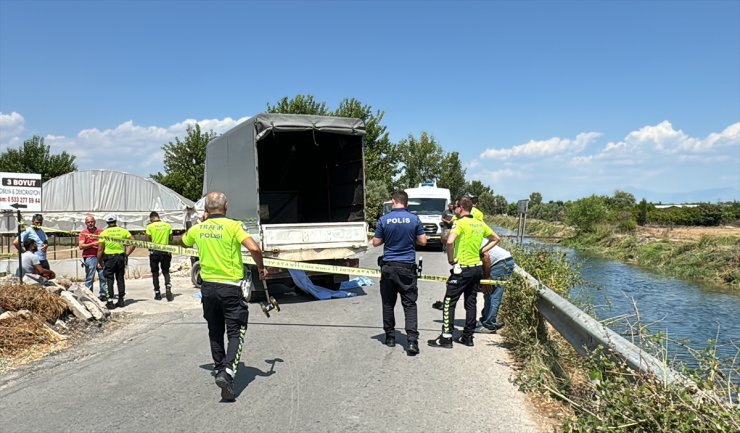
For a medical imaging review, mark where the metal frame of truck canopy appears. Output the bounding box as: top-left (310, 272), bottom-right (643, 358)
top-left (203, 113), bottom-right (366, 232)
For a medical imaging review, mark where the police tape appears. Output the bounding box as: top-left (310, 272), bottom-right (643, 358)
top-left (6, 225), bottom-right (506, 285)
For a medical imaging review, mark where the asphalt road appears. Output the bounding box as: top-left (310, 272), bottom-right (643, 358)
top-left (0, 245), bottom-right (541, 433)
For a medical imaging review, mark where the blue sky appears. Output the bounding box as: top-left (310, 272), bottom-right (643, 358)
top-left (1, 0), bottom-right (738, 203)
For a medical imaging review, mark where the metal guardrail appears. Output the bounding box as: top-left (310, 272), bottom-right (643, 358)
top-left (516, 266), bottom-right (689, 386)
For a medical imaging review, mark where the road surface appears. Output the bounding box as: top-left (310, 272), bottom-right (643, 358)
top-left (0, 245), bottom-right (541, 433)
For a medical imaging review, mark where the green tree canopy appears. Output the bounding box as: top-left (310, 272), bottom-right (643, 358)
top-left (151, 124), bottom-right (216, 201)
top-left (465, 180), bottom-right (494, 200)
top-left (491, 195), bottom-right (509, 215)
top-left (334, 98), bottom-right (398, 188)
top-left (529, 192), bottom-right (543, 207)
top-left (607, 190), bottom-right (636, 210)
top-left (266, 94), bottom-right (330, 116)
top-left (637, 198), bottom-right (650, 226)
top-left (438, 151), bottom-right (467, 200)
top-left (397, 131), bottom-right (444, 189)
top-left (0, 136), bottom-right (77, 183)
top-left (566, 195), bottom-right (609, 233)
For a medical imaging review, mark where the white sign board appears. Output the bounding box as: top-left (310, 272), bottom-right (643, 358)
top-left (0, 172), bottom-right (43, 212)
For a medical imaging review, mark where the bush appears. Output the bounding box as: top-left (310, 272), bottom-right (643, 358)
top-left (566, 195), bottom-right (608, 233)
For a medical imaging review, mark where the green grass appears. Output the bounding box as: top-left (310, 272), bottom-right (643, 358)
top-left (498, 242), bottom-right (739, 432)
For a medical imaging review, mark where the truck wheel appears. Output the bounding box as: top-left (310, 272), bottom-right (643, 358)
top-left (191, 260), bottom-right (203, 288)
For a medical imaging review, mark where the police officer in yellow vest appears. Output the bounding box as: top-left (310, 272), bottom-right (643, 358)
top-left (468, 194), bottom-right (485, 222)
top-left (96, 214), bottom-right (136, 310)
top-left (428, 196), bottom-right (497, 348)
top-left (182, 192), bottom-right (268, 402)
top-left (145, 211), bottom-right (173, 301)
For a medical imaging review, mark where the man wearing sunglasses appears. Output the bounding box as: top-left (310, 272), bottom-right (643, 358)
top-left (13, 213), bottom-right (50, 270)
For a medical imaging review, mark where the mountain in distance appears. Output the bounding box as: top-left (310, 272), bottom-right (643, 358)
top-left (623, 186), bottom-right (740, 204)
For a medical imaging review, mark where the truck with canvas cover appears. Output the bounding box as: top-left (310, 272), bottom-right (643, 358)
top-left (192, 113), bottom-right (368, 300)
top-left (405, 181), bottom-right (451, 250)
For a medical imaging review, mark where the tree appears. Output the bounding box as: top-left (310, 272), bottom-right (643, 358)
top-left (438, 151), bottom-right (467, 200)
top-left (334, 98), bottom-right (398, 188)
top-left (364, 179), bottom-right (389, 227)
top-left (477, 191), bottom-right (496, 214)
top-left (491, 195), bottom-right (508, 215)
top-left (530, 201), bottom-right (566, 222)
top-left (266, 95), bottom-right (330, 116)
top-left (267, 95), bottom-right (400, 225)
top-left (397, 131), bottom-right (444, 189)
top-left (565, 195), bottom-right (608, 233)
top-left (465, 180), bottom-right (494, 199)
top-left (0, 136), bottom-right (77, 183)
top-left (151, 124), bottom-right (216, 201)
top-left (608, 190), bottom-right (636, 211)
top-left (529, 192), bottom-right (542, 207)
top-left (636, 198), bottom-right (649, 226)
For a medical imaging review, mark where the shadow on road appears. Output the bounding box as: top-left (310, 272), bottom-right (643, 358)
top-left (370, 332), bottom-right (409, 347)
top-left (198, 358), bottom-right (283, 399)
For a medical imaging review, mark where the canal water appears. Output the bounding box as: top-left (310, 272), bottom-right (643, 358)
top-left (569, 250), bottom-right (740, 365)
top-left (500, 229), bottom-right (739, 365)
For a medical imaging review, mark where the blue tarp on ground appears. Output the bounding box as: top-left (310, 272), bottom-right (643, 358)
top-left (288, 270), bottom-right (373, 300)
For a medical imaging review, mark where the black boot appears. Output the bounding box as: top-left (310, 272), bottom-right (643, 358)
top-left (165, 284), bottom-right (173, 302)
top-left (106, 300), bottom-right (116, 310)
top-left (215, 370), bottom-right (235, 401)
top-left (456, 335), bottom-right (474, 347)
top-left (154, 291), bottom-right (162, 300)
top-left (407, 341), bottom-right (420, 356)
top-left (116, 295), bottom-right (125, 309)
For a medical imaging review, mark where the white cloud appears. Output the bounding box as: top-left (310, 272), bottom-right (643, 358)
top-left (480, 132), bottom-right (601, 160)
top-left (605, 120), bottom-right (740, 156)
top-left (472, 168), bottom-right (521, 184)
top-left (0, 111), bottom-right (25, 147)
top-left (472, 121), bottom-right (739, 201)
top-left (4, 115), bottom-right (250, 175)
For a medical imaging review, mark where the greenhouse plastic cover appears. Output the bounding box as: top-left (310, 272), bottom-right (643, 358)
top-left (0, 170), bottom-right (196, 233)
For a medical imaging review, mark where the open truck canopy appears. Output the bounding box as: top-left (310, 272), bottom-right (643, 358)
top-left (203, 113), bottom-right (366, 232)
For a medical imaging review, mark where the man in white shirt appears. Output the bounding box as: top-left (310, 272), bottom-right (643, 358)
top-left (20, 238), bottom-right (56, 284)
top-left (476, 244), bottom-right (515, 333)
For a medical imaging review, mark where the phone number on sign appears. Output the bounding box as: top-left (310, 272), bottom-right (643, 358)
top-left (0, 196), bottom-right (41, 204)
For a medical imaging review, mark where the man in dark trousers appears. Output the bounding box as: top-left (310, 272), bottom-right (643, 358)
top-left (182, 192), bottom-right (268, 402)
top-left (428, 196), bottom-right (497, 349)
top-left (96, 214), bottom-right (135, 309)
top-left (145, 211), bottom-right (174, 301)
top-left (372, 190), bottom-right (427, 356)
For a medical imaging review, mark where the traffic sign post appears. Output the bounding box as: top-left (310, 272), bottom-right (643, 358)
top-left (1, 172), bottom-right (42, 279)
top-left (516, 199), bottom-right (530, 245)
top-left (10, 204), bottom-right (27, 279)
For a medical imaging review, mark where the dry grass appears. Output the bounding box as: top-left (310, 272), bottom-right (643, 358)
top-left (0, 284), bottom-right (68, 322)
top-left (0, 314), bottom-right (67, 358)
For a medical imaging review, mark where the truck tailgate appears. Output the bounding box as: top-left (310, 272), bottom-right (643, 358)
top-left (260, 222), bottom-right (368, 261)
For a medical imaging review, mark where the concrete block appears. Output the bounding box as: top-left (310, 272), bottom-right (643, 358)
top-left (81, 300), bottom-right (104, 321)
top-left (60, 291), bottom-right (93, 321)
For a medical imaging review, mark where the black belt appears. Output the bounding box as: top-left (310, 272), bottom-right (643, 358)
top-left (383, 261), bottom-right (416, 270)
top-left (104, 253), bottom-right (125, 257)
